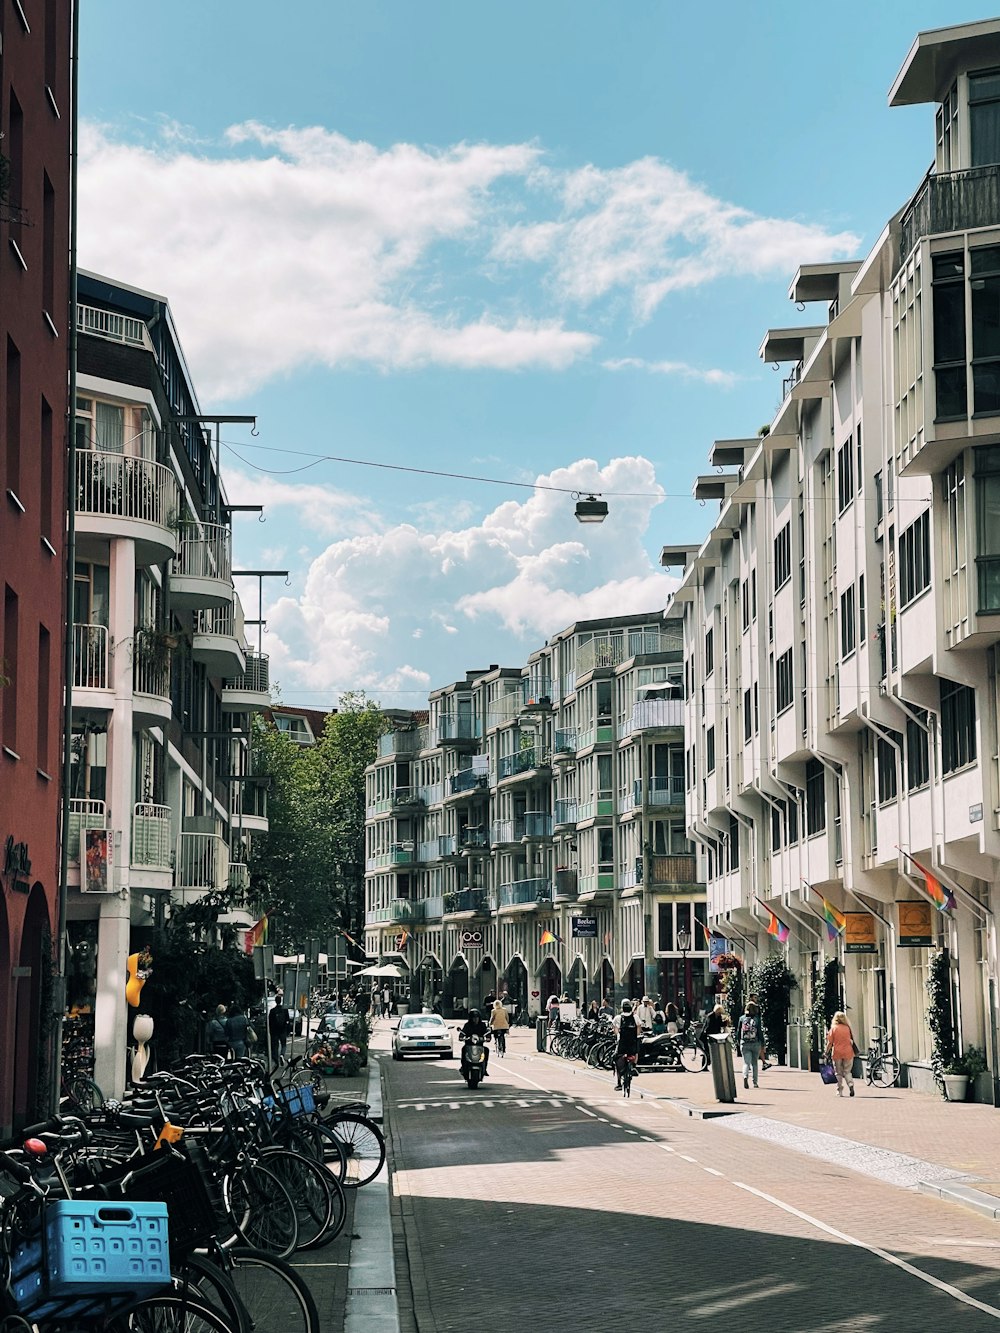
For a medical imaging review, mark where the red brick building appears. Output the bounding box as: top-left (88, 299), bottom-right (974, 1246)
top-left (0, 0), bottom-right (71, 1131)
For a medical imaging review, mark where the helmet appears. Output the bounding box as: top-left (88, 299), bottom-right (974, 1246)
top-left (468, 1008), bottom-right (480, 1020)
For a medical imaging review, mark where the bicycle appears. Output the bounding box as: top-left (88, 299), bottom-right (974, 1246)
top-left (491, 1028), bottom-right (507, 1057)
top-left (865, 1026), bottom-right (900, 1087)
top-left (619, 1054), bottom-right (637, 1098)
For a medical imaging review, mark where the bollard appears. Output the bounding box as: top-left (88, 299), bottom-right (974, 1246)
top-left (709, 1033), bottom-right (737, 1102)
top-left (536, 1016), bottom-right (548, 1051)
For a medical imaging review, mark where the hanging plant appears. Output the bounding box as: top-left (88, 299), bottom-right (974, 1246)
top-left (926, 948), bottom-right (956, 1097)
top-left (748, 952), bottom-right (798, 1063)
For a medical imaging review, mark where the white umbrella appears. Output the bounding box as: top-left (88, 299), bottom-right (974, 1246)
top-left (353, 963), bottom-right (405, 979)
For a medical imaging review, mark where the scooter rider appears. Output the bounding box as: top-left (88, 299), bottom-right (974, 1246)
top-left (459, 1008), bottom-right (491, 1078)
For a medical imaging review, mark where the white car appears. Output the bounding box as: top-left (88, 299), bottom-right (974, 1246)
top-left (392, 1013), bottom-right (453, 1060)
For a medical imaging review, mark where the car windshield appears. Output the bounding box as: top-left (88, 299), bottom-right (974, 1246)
top-left (400, 1015), bottom-right (444, 1029)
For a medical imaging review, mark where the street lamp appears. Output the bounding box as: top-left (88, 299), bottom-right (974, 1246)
top-left (676, 925), bottom-right (692, 1018)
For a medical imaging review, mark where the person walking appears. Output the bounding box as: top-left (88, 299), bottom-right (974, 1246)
top-left (207, 1004), bottom-right (229, 1057)
top-left (635, 995), bottom-right (655, 1034)
top-left (268, 991), bottom-right (291, 1067)
top-left (226, 1004), bottom-right (249, 1059)
top-left (700, 1003), bottom-right (727, 1059)
top-left (825, 1010), bottom-right (858, 1097)
top-left (735, 1000), bottom-right (765, 1089)
top-left (489, 998), bottom-right (510, 1056)
top-left (382, 984), bottom-right (392, 1017)
top-left (546, 992), bottom-right (560, 1033)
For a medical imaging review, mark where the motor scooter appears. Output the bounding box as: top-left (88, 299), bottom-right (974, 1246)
top-left (460, 1032), bottom-right (489, 1088)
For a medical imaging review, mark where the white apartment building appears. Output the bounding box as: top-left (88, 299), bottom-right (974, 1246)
top-left (364, 614), bottom-right (709, 1018)
top-left (668, 19), bottom-right (1000, 1099)
top-left (67, 273), bottom-right (270, 1095)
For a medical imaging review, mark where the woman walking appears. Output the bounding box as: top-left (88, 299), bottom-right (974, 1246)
top-left (825, 1011), bottom-right (858, 1097)
top-left (735, 1000), bottom-right (765, 1089)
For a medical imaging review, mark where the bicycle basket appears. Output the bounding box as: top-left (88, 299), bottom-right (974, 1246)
top-left (112, 1144), bottom-right (223, 1256)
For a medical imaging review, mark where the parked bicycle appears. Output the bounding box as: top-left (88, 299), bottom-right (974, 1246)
top-left (865, 1026), bottom-right (900, 1087)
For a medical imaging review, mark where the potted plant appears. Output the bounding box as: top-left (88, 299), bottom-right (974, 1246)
top-left (943, 1045), bottom-right (988, 1103)
top-left (926, 948), bottom-right (957, 1099)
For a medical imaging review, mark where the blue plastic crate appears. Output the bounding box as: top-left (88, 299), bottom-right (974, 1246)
top-left (10, 1199), bottom-right (170, 1316)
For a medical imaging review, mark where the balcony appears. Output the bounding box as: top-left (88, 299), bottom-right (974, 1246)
top-left (169, 522), bottom-right (233, 610)
top-left (497, 746), bottom-right (550, 783)
top-left (76, 450), bottom-right (180, 566)
top-left (576, 722), bottom-right (614, 750)
top-left (390, 785), bottom-right (426, 814)
top-left (131, 803), bottom-right (172, 871)
top-left (417, 837), bottom-right (442, 864)
top-left (634, 775), bottom-right (686, 809)
top-left (443, 887), bottom-right (490, 916)
top-left (192, 604), bottom-right (246, 679)
top-left (437, 713), bottom-right (482, 748)
top-left (228, 861), bottom-right (251, 895)
top-left (490, 818), bottom-right (525, 846)
top-left (175, 831), bottom-right (229, 894)
top-left (553, 868), bottom-right (578, 902)
top-left (368, 843), bottom-right (414, 870)
top-left (131, 631), bottom-right (173, 729)
top-left (523, 811), bottom-right (553, 840)
top-left (448, 768), bottom-right (490, 799)
top-left (77, 301), bottom-right (152, 350)
top-left (899, 164), bottom-right (1000, 263)
top-left (552, 729), bottom-right (577, 760)
top-left (647, 853), bottom-right (699, 887)
top-left (576, 630), bottom-right (664, 678)
top-left (438, 834), bottom-right (459, 859)
top-left (578, 871), bottom-right (615, 899)
top-left (576, 795), bottom-right (614, 821)
top-left (231, 780), bottom-right (269, 835)
top-left (553, 798), bottom-right (578, 828)
top-left (67, 799), bottom-right (107, 862)
top-left (388, 897), bottom-right (418, 924)
top-left (520, 678), bottom-right (554, 713)
top-left (377, 727), bottom-right (428, 758)
top-left (622, 698), bottom-right (684, 736)
top-left (459, 827), bottom-right (490, 855)
top-left (422, 894), bottom-right (444, 921)
top-left (222, 651), bottom-right (270, 712)
top-left (496, 878), bottom-right (553, 910)
top-left (72, 624), bottom-right (112, 715)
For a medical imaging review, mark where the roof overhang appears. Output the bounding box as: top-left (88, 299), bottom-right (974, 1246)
top-left (788, 262), bottom-right (862, 305)
top-left (890, 19), bottom-right (1000, 107)
top-left (758, 326), bottom-right (826, 364)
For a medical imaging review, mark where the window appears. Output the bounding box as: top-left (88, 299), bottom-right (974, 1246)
top-left (3, 587), bottom-right (18, 754)
top-left (876, 734), bottom-right (899, 805)
top-left (805, 759), bottom-right (826, 836)
top-left (970, 68), bottom-right (1000, 168)
top-left (705, 726), bottom-right (715, 774)
top-left (753, 682), bottom-right (759, 735)
top-left (906, 714), bottom-right (930, 791)
top-left (274, 713), bottom-right (314, 745)
top-left (940, 678), bottom-right (977, 773)
top-left (975, 446), bottom-right (1000, 610)
top-left (42, 173), bottom-right (56, 318)
top-left (741, 579), bottom-right (750, 632)
top-left (774, 524), bottom-right (791, 591)
top-left (743, 689), bottom-right (753, 743)
top-left (37, 626), bottom-right (51, 770)
top-left (771, 803), bottom-right (783, 852)
top-left (899, 511), bottom-right (931, 606)
top-left (937, 80), bottom-right (960, 170)
top-left (932, 252), bottom-right (967, 419)
top-left (971, 245), bottom-right (1000, 414)
top-left (840, 585), bottom-right (856, 659)
top-left (704, 628), bottom-right (714, 677)
top-left (837, 439), bottom-right (854, 512)
top-left (775, 649), bottom-right (793, 715)
top-left (6, 337), bottom-right (21, 497)
top-left (751, 569), bottom-right (758, 621)
top-left (786, 794), bottom-right (799, 843)
top-left (858, 574), bottom-right (866, 643)
top-left (728, 815), bottom-right (740, 871)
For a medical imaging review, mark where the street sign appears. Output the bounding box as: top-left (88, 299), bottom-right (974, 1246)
top-left (571, 916), bottom-right (598, 939)
top-left (845, 912), bottom-right (877, 954)
top-left (898, 901), bottom-right (933, 948)
top-left (460, 928), bottom-right (484, 949)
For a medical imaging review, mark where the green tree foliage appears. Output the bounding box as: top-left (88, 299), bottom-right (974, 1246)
top-left (747, 951), bottom-right (798, 1061)
top-left (247, 692), bottom-right (388, 950)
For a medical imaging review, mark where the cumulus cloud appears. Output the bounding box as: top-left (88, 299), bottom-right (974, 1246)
top-left (261, 457), bottom-right (678, 704)
top-left (603, 357), bottom-right (741, 387)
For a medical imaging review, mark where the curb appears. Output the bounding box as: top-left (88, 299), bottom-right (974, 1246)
top-left (917, 1179), bottom-right (1000, 1221)
top-left (343, 1055), bottom-right (400, 1333)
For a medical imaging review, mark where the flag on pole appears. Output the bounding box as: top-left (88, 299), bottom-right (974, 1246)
top-left (755, 898), bottom-right (790, 943)
top-left (700, 920), bottom-right (724, 948)
top-left (340, 927), bottom-right (363, 952)
top-left (396, 929), bottom-right (410, 950)
top-left (244, 913), bottom-right (268, 955)
top-left (539, 928), bottom-right (562, 945)
top-left (806, 883), bottom-right (846, 942)
top-left (900, 850), bottom-right (956, 913)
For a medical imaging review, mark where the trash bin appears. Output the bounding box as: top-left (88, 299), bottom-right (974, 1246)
top-left (709, 1033), bottom-right (737, 1103)
top-left (536, 1016), bottom-right (548, 1051)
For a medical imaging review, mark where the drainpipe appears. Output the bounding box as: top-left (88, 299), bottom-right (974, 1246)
top-left (52, 0), bottom-right (81, 1114)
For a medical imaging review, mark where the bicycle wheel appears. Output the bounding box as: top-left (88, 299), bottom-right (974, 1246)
top-left (65, 1075), bottom-right (104, 1113)
top-left (225, 1247), bottom-right (321, 1333)
top-left (679, 1040), bottom-right (708, 1073)
top-left (174, 1258), bottom-right (249, 1333)
top-left (259, 1147), bottom-right (342, 1249)
top-left (224, 1162), bottom-right (299, 1258)
top-left (327, 1112), bottom-right (386, 1188)
top-left (109, 1291), bottom-right (238, 1333)
top-left (287, 1117), bottom-right (349, 1183)
top-left (871, 1053), bottom-right (901, 1088)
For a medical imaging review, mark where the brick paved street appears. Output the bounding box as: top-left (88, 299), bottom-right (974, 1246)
top-left (380, 1025), bottom-right (1000, 1331)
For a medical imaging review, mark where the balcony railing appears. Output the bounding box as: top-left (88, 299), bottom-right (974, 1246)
top-left (131, 803), bottom-right (172, 869)
top-left (459, 827), bottom-right (489, 852)
top-left (634, 775), bottom-right (686, 807)
top-left (520, 678), bottom-right (553, 708)
top-left (77, 450), bottom-right (178, 530)
top-left (900, 163), bottom-right (1000, 262)
top-left (132, 633), bottom-right (171, 699)
top-left (576, 630), bottom-right (664, 677)
top-left (77, 302), bottom-right (151, 349)
top-left (175, 832), bottom-right (229, 891)
top-left (228, 861), bottom-right (251, 894)
top-left (422, 895), bottom-right (444, 920)
top-left (554, 798), bottom-right (578, 826)
top-left (437, 713), bottom-right (482, 743)
top-left (497, 878), bottom-right (552, 908)
top-left (225, 650), bottom-right (270, 695)
top-left (625, 698), bottom-right (684, 733)
top-left (73, 623), bottom-right (110, 690)
top-left (523, 811), bottom-right (553, 838)
top-left (194, 604), bottom-right (238, 639)
top-left (390, 786), bottom-right (424, 809)
top-left (444, 888), bottom-right (489, 914)
top-left (449, 767), bottom-right (489, 795)
top-left (498, 746), bottom-right (547, 779)
top-left (67, 798), bottom-right (106, 861)
top-left (490, 818), bottom-right (525, 844)
top-left (553, 729), bottom-right (577, 756)
top-left (171, 522), bottom-right (232, 583)
top-left (377, 726), bottom-right (428, 758)
top-left (438, 834), bottom-right (458, 857)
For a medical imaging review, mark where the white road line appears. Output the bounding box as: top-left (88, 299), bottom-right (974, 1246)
top-left (577, 1107), bottom-right (598, 1118)
top-left (497, 1063), bottom-right (568, 1095)
top-left (640, 1136), bottom-right (656, 1143)
top-left (703, 1167), bottom-right (724, 1177)
top-left (659, 1145), bottom-right (676, 1153)
top-left (732, 1181), bottom-right (1000, 1320)
top-left (679, 1154), bottom-right (698, 1163)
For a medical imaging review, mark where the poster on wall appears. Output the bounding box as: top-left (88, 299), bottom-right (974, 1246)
top-left (709, 933), bottom-right (729, 974)
top-left (897, 900), bottom-right (933, 947)
top-left (845, 912), bottom-right (877, 953)
top-left (82, 828), bottom-right (111, 894)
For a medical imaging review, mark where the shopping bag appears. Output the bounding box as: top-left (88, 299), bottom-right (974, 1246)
top-left (819, 1062), bottom-right (838, 1085)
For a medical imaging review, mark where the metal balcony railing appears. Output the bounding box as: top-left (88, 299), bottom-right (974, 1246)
top-left (647, 853), bottom-right (698, 885)
top-left (228, 862), bottom-right (251, 893)
top-left (553, 729), bottom-right (577, 755)
top-left (498, 747), bottom-right (546, 779)
top-left (378, 726), bottom-right (427, 757)
top-left (450, 768), bottom-right (488, 795)
top-left (132, 633), bottom-right (171, 699)
top-left (490, 818), bottom-right (525, 844)
top-left (444, 888), bottom-right (489, 914)
top-left (225, 650), bottom-right (270, 695)
top-left (131, 803), bottom-right (172, 869)
top-left (459, 827), bottom-right (489, 852)
top-left (520, 678), bottom-right (553, 707)
top-left (194, 604), bottom-right (238, 638)
top-left (634, 775), bottom-right (686, 806)
top-left (438, 834), bottom-right (457, 857)
top-left (76, 450), bottom-right (178, 529)
top-left (497, 878), bottom-right (552, 907)
top-left (77, 302), bottom-right (151, 349)
top-left (437, 713), bottom-right (482, 742)
top-left (175, 832), bottom-right (229, 891)
top-left (900, 163), bottom-right (1000, 261)
top-left (171, 522), bottom-right (232, 583)
top-left (523, 811), bottom-right (553, 838)
top-left (73, 623), bottom-right (110, 690)
top-left (67, 799), bottom-right (106, 861)
top-left (554, 798), bottom-right (578, 826)
top-left (576, 630), bottom-right (664, 677)
top-left (390, 786), bottom-right (423, 808)
top-left (627, 698), bottom-right (684, 731)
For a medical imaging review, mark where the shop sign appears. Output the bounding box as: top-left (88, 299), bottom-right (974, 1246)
top-left (709, 933), bottom-right (729, 974)
top-left (845, 912), bottom-right (877, 954)
top-left (3, 834), bottom-right (31, 892)
top-left (571, 915), bottom-right (598, 939)
top-left (82, 829), bottom-right (112, 894)
top-left (897, 900), bottom-right (933, 948)
top-left (460, 928), bottom-right (484, 949)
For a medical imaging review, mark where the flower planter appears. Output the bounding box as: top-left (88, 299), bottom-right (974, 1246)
top-left (942, 1073), bottom-right (969, 1102)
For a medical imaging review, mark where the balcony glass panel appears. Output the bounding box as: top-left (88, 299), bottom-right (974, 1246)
top-left (450, 767), bottom-right (488, 794)
top-left (554, 798), bottom-right (578, 825)
top-left (498, 747), bottom-right (544, 779)
top-left (459, 827), bottom-right (489, 851)
top-left (523, 811), bottom-right (553, 837)
top-left (497, 878), bottom-right (552, 907)
top-left (437, 713), bottom-right (482, 742)
top-left (553, 729), bottom-right (577, 754)
top-left (444, 887), bottom-right (489, 913)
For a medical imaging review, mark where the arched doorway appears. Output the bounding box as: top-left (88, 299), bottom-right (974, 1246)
top-left (473, 954), bottom-right (496, 1011)
top-left (13, 884), bottom-right (52, 1127)
top-left (538, 956), bottom-right (561, 1007)
top-left (601, 959), bottom-right (614, 1007)
top-left (413, 954), bottom-right (442, 1014)
top-left (567, 956), bottom-right (587, 1011)
top-left (625, 958), bottom-right (644, 1001)
top-left (445, 955), bottom-right (469, 1018)
top-left (504, 956), bottom-right (528, 1016)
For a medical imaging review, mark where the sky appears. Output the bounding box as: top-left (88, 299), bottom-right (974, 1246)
top-left (78, 1), bottom-right (970, 707)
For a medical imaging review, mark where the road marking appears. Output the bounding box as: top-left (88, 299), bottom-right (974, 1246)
top-left (703, 1167), bottom-right (724, 1177)
top-left (659, 1145), bottom-right (675, 1153)
top-left (640, 1136), bottom-right (656, 1143)
top-left (577, 1107), bottom-right (598, 1118)
top-left (732, 1180), bottom-right (1000, 1320)
top-left (679, 1154), bottom-right (697, 1163)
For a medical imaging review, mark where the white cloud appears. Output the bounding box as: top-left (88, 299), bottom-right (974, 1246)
top-left (603, 357), bottom-right (740, 387)
top-left (225, 467), bottom-right (381, 537)
top-left (261, 457), bottom-right (677, 704)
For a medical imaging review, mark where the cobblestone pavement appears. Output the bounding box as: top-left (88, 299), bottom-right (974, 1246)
top-left (382, 1028), bottom-right (1000, 1332)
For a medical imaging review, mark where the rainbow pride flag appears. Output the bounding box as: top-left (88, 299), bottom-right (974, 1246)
top-left (755, 897), bottom-right (790, 943)
top-left (807, 885), bottom-right (846, 942)
top-left (903, 851), bottom-right (956, 913)
top-left (244, 913), bottom-right (268, 955)
top-left (700, 920), bottom-right (724, 948)
top-left (539, 928), bottom-right (562, 946)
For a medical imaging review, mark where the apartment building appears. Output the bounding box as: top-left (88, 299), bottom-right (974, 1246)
top-left (67, 273), bottom-right (270, 1096)
top-left (364, 614), bottom-right (709, 1018)
top-left (0, 0), bottom-right (71, 1131)
top-left (668, 18), bottom-right (1000, 1097)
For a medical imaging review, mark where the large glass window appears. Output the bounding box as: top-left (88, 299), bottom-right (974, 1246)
top-left (940, 678), bottom-right (977, 773)
top-left (876, 734), bottom-right (899, 805)
top-left (971, 246), bottom-right (1000, 414)
top-left (932, 252), bottom-right (967, 419)
top-left (806, 759), bottom-right (826, 836)
top-left (970, 68), bottom-right (1000, 168)
top-left (840, 585), bottom-right (856, 659)
top-left (837, 439), bottom-right (854, 513)
top-left (775, 649), bottom-right (793, 715)
top-left (906, 715), bottom-right (930, 792)
top-left (975, 446), bottom-right (1000, 610)
top-left (706, 726), bottom-right (715, 774)
top-left (774, 524), bottom-right (791, 591)
top-left (899, 511), bottom-right (931, 607)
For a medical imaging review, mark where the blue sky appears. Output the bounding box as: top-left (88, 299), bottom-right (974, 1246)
top-left (79, 2), bottom-right (968, 705)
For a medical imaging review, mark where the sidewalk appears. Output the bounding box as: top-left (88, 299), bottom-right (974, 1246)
top-left (507, 1026), bottom-right (1000, 1222)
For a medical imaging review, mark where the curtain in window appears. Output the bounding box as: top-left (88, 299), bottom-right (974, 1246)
top-left (95, 401), bottom-right (124, 453)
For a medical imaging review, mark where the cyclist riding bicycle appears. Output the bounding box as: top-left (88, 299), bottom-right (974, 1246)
top-left (613, 1000), bottom-right (640, 1090)
top-left (488, 999), bottom-right (509, 1055)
